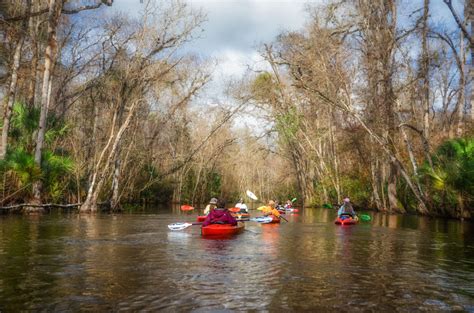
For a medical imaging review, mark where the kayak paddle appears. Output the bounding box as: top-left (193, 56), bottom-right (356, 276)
top-left (246, 190), bottom-right (258, 201)
top-left (291, 197), bottom-right (297, 202)
top-left (168, 222), bottom-right (202, 230)
top-left (169, 219), bottom-right (251, 230)
top-left (360, 214), bottom-right (371, 221)
top-left (278, 215), bottom-right (289, 222)
top-left (250, 216), bottom-right (273, 223)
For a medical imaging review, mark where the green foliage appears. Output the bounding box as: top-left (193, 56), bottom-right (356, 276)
top-left (10, 102), bottom-right (40, 150)
top-left (340, 176), bottom-right (372, 207)
top-left (206, 171), bottom-right (221, 199)
top-left (137, 164), bottom-right (174, 203)
top-left (251, 72), bottom-right (277, 102)
top-left (2, 148), bottom-right (41, 188)
top-left (42, 151), bottom-right (75, 202)
top-left (421, 138), bottom-right (474, 217)
top-left (275, 107), bottom-right (300, 144)
top-left (0, 102), bottom-right (75, 202)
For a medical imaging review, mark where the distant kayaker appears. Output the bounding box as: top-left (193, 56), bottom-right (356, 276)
top-left (261, 200), bottom-right (281, 217)
top-left (202, 198), bottom-right (238, 227)
top-left (204, 197), bottom-right (218, 215)
top-left (284, 199), bottom-right (293, 210)
top-left (235, 198), bottom-right (248, 213)
top-left (338, 197), bottom-right (356, 217)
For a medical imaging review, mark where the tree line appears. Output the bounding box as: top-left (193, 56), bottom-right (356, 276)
top-left (0, 0), bottom-right (473, 219)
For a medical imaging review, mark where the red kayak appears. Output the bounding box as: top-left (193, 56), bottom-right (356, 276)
top-left (335, 215), bottom-right (359, 225)
top-left (197, 215), bottom-right (207, 222)
top-left (201, 222), bottom-right (245, 236)
top-left (262, 215), bottom-right (280, 224)
top-left (181, 205), bottom-right (194, 211)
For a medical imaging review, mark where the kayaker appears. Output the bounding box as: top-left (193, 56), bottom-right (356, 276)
top-left (235, 198), bottom-right (248, 213)
top-left (203, 197), bottom-right (218, 215)
top-left (284, 199), bottom-right (293, 210)
top-left (202, 198), bottom-right (238, 227)
top-left (261, 200), bottom-right (281, 217)
top-left (338, 197), bottom-right (356, 217)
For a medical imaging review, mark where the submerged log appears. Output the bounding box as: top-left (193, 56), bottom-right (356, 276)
top-left (0, 203), bottom-right (81, 214)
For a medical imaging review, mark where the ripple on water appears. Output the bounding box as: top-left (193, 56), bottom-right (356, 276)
top-left (0, 211), bottom-right (473, 312)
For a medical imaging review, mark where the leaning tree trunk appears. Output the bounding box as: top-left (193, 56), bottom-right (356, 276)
top-left (80, 101), bottom-right (138, 212)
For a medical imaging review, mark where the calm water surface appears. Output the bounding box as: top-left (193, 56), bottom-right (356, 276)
top-left (0, 207), bottom-right (473, 312)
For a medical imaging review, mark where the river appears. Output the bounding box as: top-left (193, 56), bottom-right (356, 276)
top-left (0, 207), bottom-right (473, 312)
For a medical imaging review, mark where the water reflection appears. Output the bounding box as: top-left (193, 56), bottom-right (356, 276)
top-left (0, 209), bottom-right (473, 311)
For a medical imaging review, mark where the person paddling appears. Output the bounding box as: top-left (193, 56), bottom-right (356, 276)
top-left (235, 198), bottom-right (248, 213)
top-left (204, 197), bottom-right (218, 215)
top-left (261, 200), bottom-right (281, 218)
top-left (284, 199), bottom-right (293, 210)
top-left (202, 198), bottom-right (238, 227)
top-left (338, 197), bottom-right (356, 218)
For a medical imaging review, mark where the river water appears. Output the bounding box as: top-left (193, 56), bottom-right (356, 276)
top-left (0, 207), bottom-right (473, 312)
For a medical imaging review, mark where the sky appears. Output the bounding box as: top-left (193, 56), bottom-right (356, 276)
top-left (109, 0), bottom-right (318, 84)
top-left (105, 0), bottom-right (463, 130)
top-left (107, 0), bottom-right (321, 131)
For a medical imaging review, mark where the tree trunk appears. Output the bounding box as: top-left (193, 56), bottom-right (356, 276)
top-left (27, 0), bottom-right (40, 108)
top-left (456, 29), bottom-right (466, 136)
top-left (80, 101), bottom-right (138, 212)
top-left (421, 0), bottom-right (431, 141)
top-left (0, 36), bottom-right (24, 160)
top-left (110, 156), bottom-right (121, 210)
top-left (31, 0), bottom-right (63, 205)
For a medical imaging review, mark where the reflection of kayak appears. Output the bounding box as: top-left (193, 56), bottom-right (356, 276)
top-left (335, 215), bottom-right (359, 225)
top-left (201, 222), bottom-right (245, 236)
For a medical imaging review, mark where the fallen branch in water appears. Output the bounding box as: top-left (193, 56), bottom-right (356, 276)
top-left (0, 203), bottom-right (82, 212)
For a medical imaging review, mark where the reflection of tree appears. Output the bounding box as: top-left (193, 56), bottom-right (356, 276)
top-left (0, 215), bottom-right (69, 310)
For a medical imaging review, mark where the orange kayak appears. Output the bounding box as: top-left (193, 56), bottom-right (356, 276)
top-left (231, 212), bottom-right (250, 218)
top-left (201, 222), bottom-right (245, 236)
top-left (181, 205), bottom-right (194, 211)
top-left (334, 215), bottom-right (358, 225)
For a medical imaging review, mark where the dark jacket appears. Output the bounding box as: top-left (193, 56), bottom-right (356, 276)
top-left (202, 208), bottom-right (237, 226)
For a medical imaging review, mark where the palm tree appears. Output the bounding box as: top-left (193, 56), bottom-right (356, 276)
top-left (422, 138), bottom-right (474, 218)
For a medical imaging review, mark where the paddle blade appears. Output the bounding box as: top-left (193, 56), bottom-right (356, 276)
top-left (291, 197), bottom-right (297, 202)
top-left (256, 206), bottom-right (266, 211)
top-left (250, 216), bottom-right (273, 223)
top-left (168, 222), bottom-right (193, 230)
top-left (360, 214), bottom-right (371, 222)
top-left (180, 205), bottom-right (194, 211)
top-left (246, 190), bottom-right (258, 200)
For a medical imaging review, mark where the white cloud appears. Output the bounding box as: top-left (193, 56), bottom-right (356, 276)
top-left (110, 0), bottom-right (316, 84)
